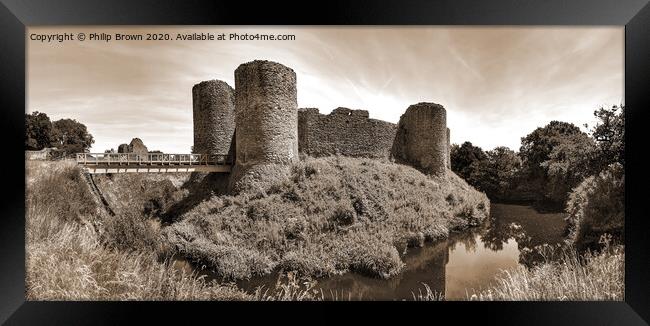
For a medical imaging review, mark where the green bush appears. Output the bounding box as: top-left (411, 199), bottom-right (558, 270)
top-left (101, 211), bottom-right (159, 253)
top-left (566, 163), bottom-right (624, 251)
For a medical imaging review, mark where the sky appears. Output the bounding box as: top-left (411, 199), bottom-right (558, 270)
top-left (27, 26), bottom-right (623, 153)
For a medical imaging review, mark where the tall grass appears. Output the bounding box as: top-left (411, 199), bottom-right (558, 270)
top-left (252, 272), bottom-right (324, 301)
top-left (26, 158), bottom-right (490, 300)
top-left (26, 161), bottom-right (250, 300)
top-left (26, 219), bottom-right (249, 300)
top-left (411, 283), bottom-right (444, 301)
top-left (470, 236), bottom-right (624, 301)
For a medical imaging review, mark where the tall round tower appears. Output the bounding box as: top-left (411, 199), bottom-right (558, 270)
top-left (192, 80), bottom-right (235, 157)
top-left (231, 60), bottom-right (298, 192)
top-left (391, 102), bottom-right (447, 176)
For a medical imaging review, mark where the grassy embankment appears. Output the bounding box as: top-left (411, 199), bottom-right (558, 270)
top-left (26, 156), bottom-right (489, 300)
top-left (163, 156), bottom-right (489, 280)
top-left (26, 160), bottom-right (249, 300)
top-left (27, 158), bottom-right (622, 301)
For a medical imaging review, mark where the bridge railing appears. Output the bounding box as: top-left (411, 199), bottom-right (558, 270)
top-left (76, 153), bottom-right (232, 166)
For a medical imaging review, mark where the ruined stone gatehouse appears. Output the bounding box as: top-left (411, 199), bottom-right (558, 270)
top-left (118, 138), bottom-right (149, 157)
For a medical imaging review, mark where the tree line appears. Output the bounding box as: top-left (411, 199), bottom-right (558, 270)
top-left (451, 105), bottom-right (624, 249)
top-left (25, 111), bottom-right (94, 156)
top-left (451, 105), bottom-right (623, 207)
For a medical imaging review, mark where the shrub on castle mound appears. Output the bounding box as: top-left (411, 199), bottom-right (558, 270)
top-left (162, 156), bottom-right (490, 280)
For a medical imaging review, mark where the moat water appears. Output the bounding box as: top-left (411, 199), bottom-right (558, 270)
top-left (175, 203), bottom-right (567, 300)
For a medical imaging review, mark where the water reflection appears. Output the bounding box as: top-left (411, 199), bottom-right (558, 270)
top-left (312, 240), bottom-right (451, 300)
top-left (445, 235), bottom-right (519, 299)
top-left (313, 204), bottom-right (566, 300)
top-left (202, 204), bottom-right (567, 300)
top-left (481, 204), bottom-right (567, 268)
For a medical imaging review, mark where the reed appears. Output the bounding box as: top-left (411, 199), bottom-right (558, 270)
top-left (471, 237), bottom-right (624, 301)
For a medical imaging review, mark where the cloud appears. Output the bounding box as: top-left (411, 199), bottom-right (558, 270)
top-left (28, 26), bottom-right (622, 153)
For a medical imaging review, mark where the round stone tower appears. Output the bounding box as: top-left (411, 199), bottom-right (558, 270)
top-left (231, 60), bottom-right (298, 192)
top-left (192, 80), bottom-right (235, 157)
top-left (391, 102), bottom-right (447, 176)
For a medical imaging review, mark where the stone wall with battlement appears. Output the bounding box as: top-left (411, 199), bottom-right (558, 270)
top-left (298, 107), bottom-right (397, 159)
top-left (189, 59), bottom-right (453, 185)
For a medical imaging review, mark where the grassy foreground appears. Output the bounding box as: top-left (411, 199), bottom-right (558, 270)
top-left (26, 160), bottom-right (250, 300)
top-left (26, 157), bottom-right (488, 300)
top-left (26, 159), bottom-right (623, 301)
top-left (472, 240), bottom-right (624, 301)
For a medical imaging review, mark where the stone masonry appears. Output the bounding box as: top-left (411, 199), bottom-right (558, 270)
top-left (118, 138), bottom-right (148, 158)
top-left (391, 102), bottom-right (447, 176)
top-left (117, 143), bottom-right (129, 153)
top-left (192, 80), bottom-right (235, 158)
top-left (298, 107), bottom-right (397, 159)
top-left (447, 127), bottom-right (451, 169)
top-left (230, 60), bottom-right (298, 192)
top-left (188, 59), bottom-right (453, 191)
top-left (129, 138), bottom-right (148, 157)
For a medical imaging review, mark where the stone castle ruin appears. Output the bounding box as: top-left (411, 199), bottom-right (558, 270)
top-left (392, 103), bottom-right (448, 176)
top-left (192, 59), bottom-right (451, 191)
top-left (118, 138), bottom-right (148, 157)
top-left (227, 60), bottom-right (299, 191)
top-left (192, 80), bottom-right (235, 158)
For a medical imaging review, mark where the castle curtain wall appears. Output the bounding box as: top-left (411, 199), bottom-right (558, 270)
top-left (298, 107), bottom-right (397, 159)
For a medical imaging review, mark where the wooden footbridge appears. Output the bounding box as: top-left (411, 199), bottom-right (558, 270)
top-left (76, 153), bottom-right (232, 174)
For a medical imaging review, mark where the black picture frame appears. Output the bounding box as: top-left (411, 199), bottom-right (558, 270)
top-left (1, 0), bottom-right (649, 324)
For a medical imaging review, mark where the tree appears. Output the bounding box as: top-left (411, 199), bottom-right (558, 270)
top-left (51, 118), bottom-right (94, 154)
top-left (519, 121), bottom-right (598, 206)
top-left (450, 142), bottom-right (489, 191)
top-left (590, 105), bottom-right (624, 169)
top-left (25, 111), bottom-right (54, 150)
top-left (484, 147), bottom-right (522, 200)
top-left (451, 143), bottom-right (523, 201)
